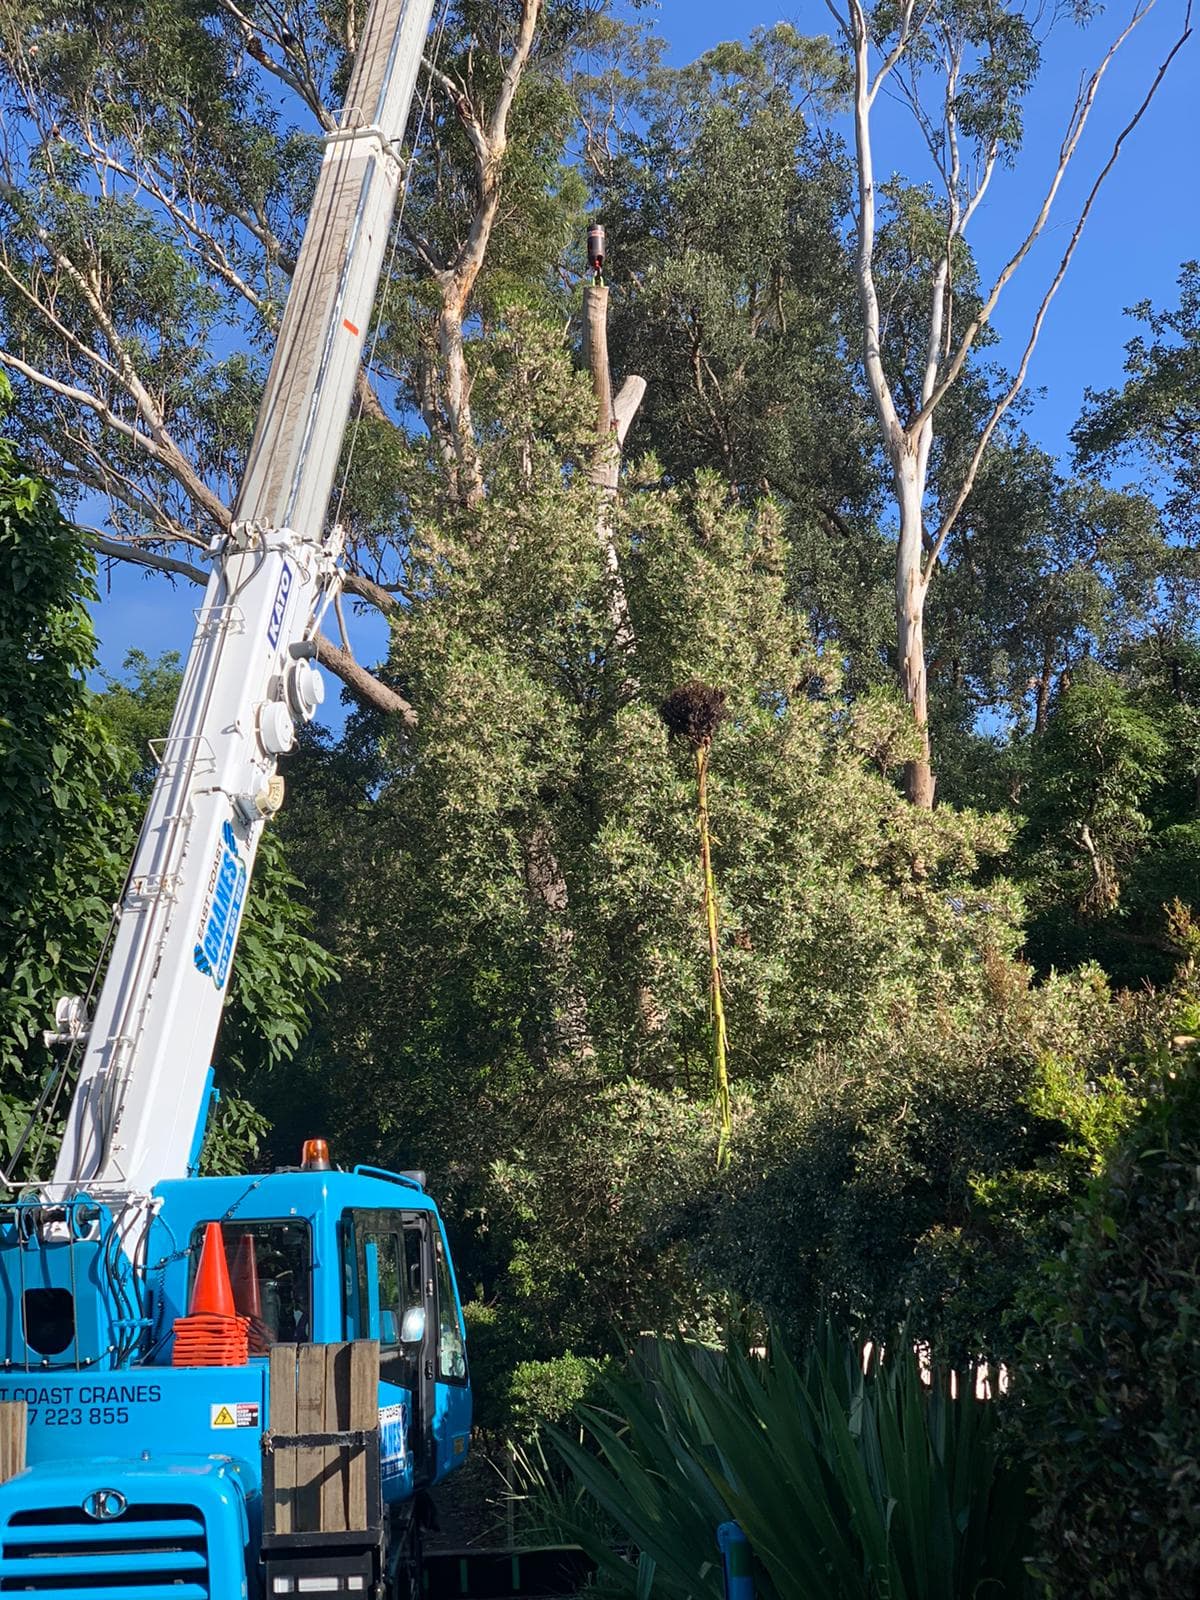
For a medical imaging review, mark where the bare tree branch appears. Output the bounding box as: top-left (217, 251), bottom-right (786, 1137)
top-left (86, 532), bottom-right (208, 585)
top-left (926, 0), bottom-right (1194, 572)
top-left (908, 0), bottom-right (1161, 442)
top-left (314, 634), bottom-right (417, 724)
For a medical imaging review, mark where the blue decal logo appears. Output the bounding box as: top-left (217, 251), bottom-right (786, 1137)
top-left (194, 821), bottom-right (248, 990)
top-left (267, 561), bottom-right (293, 648)
top-left (379, 1402), bottom-right (409, 1481)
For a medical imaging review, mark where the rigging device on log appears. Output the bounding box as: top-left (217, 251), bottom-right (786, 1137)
top-left (0, 4), bottom-right (471, 1595)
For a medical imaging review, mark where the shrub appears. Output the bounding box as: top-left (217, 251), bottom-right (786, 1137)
top-left (550, 1323), bottom-right (1030, 1600)
top-left (506, 1352), bottom-right (609, 1438)
top-left (1014, 1027), bottom-right (1200, 1600)
top-left (682, 964), bottom-right (1155, 1364)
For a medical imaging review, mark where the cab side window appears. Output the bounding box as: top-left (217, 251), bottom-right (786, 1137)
top-left (365, 1228), bottom-right (405, 1345)
top-left (343, 1209), bottom-right (428, 1383)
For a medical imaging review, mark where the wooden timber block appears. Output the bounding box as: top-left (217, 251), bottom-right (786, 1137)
top-left (267, 1340), bottom-right (380, 1535)
top-left (348, 1339), bottom-right (378, 1530)
top-left (295, 1343), bottom-right (326, 1533)
top-left (0, 1400), bottom-right (26, 1482)
top-left (321, 1342), bottom-right (350, 1531)
top-left (268, 1344), bottom-right (298, 1534)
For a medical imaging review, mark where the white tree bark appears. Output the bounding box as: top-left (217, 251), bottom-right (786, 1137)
top-left (582, 283), bottom-right (644, 670)
top-left (834, 0), bottom-right (1190, 805)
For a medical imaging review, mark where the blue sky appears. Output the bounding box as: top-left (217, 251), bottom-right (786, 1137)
top-left (90, 0), bottom-right (1198, 724)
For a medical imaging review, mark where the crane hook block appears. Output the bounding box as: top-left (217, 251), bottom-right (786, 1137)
top-left (587, 222), bottom-right (605, 283)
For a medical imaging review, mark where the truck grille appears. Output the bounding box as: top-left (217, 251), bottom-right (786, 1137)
top-left (1, 1501), bottom-right (209, 1598)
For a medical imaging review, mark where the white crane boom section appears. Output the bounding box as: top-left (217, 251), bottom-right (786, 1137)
top-left (49, 0), bottom-right (436, 1203)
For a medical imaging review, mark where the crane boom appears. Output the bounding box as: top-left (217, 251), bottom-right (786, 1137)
top-left (50, 0), bottom-right (436, 1203)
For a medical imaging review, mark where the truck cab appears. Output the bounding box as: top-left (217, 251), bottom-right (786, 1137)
top-left (0, 1164), bottom-right (470, 1597)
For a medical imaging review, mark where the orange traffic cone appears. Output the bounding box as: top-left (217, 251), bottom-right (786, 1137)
top-left (230, 1234), bottom-right (261, 1319)
top-left (172, 1222), bottom-right (249, 1367)
top-left (192, 1222), bottom-right (236, 1318)
top-left (230, 1234), bottom-right (271, 1355)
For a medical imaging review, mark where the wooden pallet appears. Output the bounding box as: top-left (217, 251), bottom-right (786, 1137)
top-left (266, 1340), bottom-right (379, 1535)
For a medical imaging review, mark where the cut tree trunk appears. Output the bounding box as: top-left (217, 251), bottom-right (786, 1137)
top-left (582, 283), bottom-right (644, 668)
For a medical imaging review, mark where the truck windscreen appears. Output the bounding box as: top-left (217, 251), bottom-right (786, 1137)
top-left (187, 1220), bottom-right (311, 1347)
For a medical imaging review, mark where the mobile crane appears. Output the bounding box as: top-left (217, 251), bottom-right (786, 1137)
top-left (0, 2), bottom-right (472, 1595)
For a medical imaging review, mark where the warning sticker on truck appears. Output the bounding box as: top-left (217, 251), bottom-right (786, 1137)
top-left (211, 1402), bottom-right (260, 1429)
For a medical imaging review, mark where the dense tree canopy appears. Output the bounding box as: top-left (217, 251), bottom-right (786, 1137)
top-left (0, 1), bottom-right (1197, 1475)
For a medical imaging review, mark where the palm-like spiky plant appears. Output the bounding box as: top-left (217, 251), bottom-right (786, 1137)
top-left (550, 1324), bottom-right (1030, 1600)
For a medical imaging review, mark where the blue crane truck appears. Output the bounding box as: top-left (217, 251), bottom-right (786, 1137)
top-left (0, 1), bottom-right (475, 1594)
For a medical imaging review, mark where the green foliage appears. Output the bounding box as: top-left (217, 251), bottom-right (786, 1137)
top-left (0, 392), bottom-right (130, 1124)
top-left (1013, 1003), bottom-right (1200, 1599)
top-left (549, 1325), bottom-right (1029, 1600)
top-left (217, 828), bottom-right (338, 1081)
top-left (277, 320), bottom-right (1062, 1368)
top-left (598, 25), bottom-right (862, 508)
top-left (198, 1089), bottom-right (272, 1178)
top-left (85, 655), bottom-right (337, 1154)
top-left (1074, 261), bottom-right (1200, 547)
top-left (1023, 672), bottom-right (1167, 918)
top-left (0, 469), bottom-right (334, 1173)
top-left (94, 650), bottom-right (184, 796)
top-left (683, 961), bottom-right (1152, 1362)
top-left (506, 1352), bottom-right (609, 1439)
top-left (1016, 654), bottom-right (1200, 984)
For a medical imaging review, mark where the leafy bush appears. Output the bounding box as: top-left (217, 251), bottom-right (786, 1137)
top-left (462, 1301), bottom-right (610, 1437)
top-left (0, 388), bottom-right (130, 1111)
top-left (507, 1352), bottom-right (609, 1438)
top-left (550, 1324), bottom-right (1029, 1600)
top-left (682, 964), bottom-right (1154, 1363)
top-left (1014, 1019), bottom-right (1200, 1599)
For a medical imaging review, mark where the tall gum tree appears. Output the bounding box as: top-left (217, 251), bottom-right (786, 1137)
top-left (0, 0), bottom-right (602, 709)
top-left (0, 0), bottom-right (634, 1071)
top-left (829, 0), bottom-right (1192, 804)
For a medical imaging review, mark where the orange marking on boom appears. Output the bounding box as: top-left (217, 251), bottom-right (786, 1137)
top-left (343, 318), bottom-right (360, 336)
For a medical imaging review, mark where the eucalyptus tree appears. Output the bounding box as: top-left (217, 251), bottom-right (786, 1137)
top-left (0, 0), bottom-right (599, 712)
top-left (1074, 259), bottom-right (1200, 547)
top-left (592, 26), bottom-right (876, 529)
top-left (830, 0), bottom-right (1192, 805)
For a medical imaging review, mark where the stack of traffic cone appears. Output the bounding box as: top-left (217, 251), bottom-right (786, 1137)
top-left (230, 1233), bottom-right (273, 1355)
top-left (172, 1223), bottom-right (250, 1366)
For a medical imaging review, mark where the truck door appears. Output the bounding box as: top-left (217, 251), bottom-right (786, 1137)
top-left (430, 1219), bottom-right (471, 1482)
top-left (341, 1209), bottom-right (436, 1488)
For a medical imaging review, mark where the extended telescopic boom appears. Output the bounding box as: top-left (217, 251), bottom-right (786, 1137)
top-left (47, 0), bottom-right (436, 1204)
